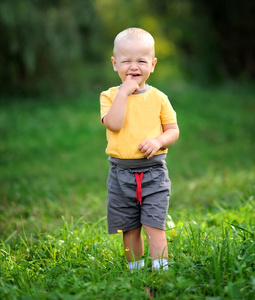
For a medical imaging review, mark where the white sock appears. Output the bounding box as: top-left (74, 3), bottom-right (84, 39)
top-left (152, 259), bottom-right (168, 271)
top-left (128, 259), bottom-right (144, 270)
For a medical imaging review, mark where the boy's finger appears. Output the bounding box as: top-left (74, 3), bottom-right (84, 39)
top-left (138, 143), bottom-right (144, 151)
top-left (126, 74), bottom-right (133, 80)
top-left (138, 141), bottom-right (145, 150)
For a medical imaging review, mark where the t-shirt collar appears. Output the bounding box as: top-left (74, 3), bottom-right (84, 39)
top-left (118, 84), bottom-right (150, 95)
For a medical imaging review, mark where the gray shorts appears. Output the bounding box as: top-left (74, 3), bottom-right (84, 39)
top-left (107, 163), bottom-right (171, 234)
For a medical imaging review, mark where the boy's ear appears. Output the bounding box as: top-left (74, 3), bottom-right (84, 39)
top-left (150, 58), bottom-right (157, 73)
top-left (111, 57), bottom-right (118, 72)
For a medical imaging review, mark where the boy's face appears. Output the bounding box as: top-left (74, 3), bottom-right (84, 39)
top-left (111, 38), bottom-right (157, 90)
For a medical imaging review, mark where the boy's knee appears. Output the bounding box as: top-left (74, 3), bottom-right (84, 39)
top-left (143, 224), bottom-right (165, 236)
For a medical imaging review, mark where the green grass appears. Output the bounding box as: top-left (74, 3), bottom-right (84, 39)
top-left (0, 82), bottom-right (255, 299)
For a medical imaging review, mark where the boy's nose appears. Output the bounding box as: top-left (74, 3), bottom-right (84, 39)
top-left (130, 63), bottom-right (138, 70)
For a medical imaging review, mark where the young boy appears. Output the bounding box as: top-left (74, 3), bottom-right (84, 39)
top-left (100, 28), bottom-right (179, 271)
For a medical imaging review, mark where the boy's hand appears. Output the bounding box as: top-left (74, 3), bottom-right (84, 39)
top-left (120, 75), bottom-right (139, 95)
top-left (139, 124), bottom-right (179, 159)
top-left (138, 138), bottom-right (161, 159)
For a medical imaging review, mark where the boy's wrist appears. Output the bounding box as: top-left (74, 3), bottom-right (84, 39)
top-left (117, 89), bottom-right (129, 98)
top-left (154, 136), bottom-right (163, 149)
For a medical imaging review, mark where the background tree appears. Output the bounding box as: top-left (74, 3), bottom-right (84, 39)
top-left (194, 0), bottom-right (255, 80)
top-left (0, 0), bottom-right (254, 96)
top-left (0, 0), bottom-right (101, 95)
top-left (147, 0), bottom-right (255, 83)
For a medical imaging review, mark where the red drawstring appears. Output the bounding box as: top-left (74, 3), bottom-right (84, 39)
top-left (135, 172), bottom-right (144, 205)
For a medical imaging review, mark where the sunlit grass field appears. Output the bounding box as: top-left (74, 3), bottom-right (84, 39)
top-left (0, 82), bottom-right (255, 299)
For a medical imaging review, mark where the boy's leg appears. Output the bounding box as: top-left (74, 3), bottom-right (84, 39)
top-left (123, 226), bottom-right (144, 262)
top-left (143, 224), bottom-right (168, 270)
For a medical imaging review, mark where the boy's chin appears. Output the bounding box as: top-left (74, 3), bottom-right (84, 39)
top-left (133, 77), bottom-right (145, 85)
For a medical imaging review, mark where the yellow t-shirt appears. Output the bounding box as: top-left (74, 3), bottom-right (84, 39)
top-left (100, 85), bottom-right (177, 159)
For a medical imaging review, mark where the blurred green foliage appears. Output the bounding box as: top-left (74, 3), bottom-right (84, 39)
top-left (0, 0), bottom-right (102, 95)
top-left (0, 0), bottom-right (254, 96)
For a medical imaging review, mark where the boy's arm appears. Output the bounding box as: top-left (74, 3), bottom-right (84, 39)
top-left (102, 75), bottom-right (139, 132)
top-left (138, 123), bottom-right (179, 159)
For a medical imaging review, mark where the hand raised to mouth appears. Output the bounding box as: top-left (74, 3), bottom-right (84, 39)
top-left (120, 74), bottom-right (140, 95)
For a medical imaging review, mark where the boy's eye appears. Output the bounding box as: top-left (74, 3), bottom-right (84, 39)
top-left (139, 60), bottom-right (147, 63)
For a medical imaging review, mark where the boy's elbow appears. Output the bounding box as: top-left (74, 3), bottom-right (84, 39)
top-left (103, 117), bottom-right (122, 132)
top-left (176, 127), bottom-right (180, 139)
top-left (107, 125), bottom-right (121, 133)
top-left (175, 128), bottom-right (180, 142)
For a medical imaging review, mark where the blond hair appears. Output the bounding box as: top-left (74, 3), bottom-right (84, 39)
top-left (113, 28), bottom-right (155, 57)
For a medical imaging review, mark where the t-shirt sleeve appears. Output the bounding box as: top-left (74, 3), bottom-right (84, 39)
top-left (100, 91), bottom-right (113, 123)
top-left (160, 96), bottom-right (177, 124)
